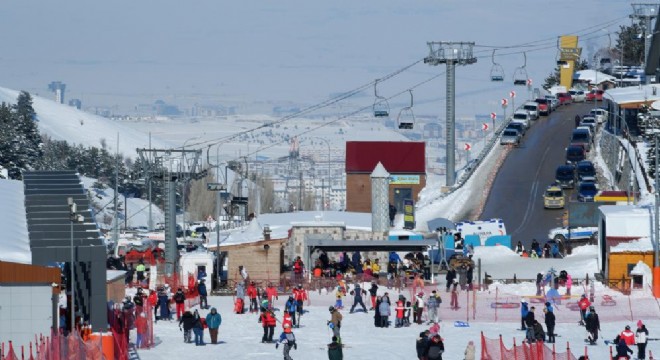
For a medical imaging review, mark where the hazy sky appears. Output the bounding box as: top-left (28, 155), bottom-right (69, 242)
top-left (0, 0), bottom-right (634, 113)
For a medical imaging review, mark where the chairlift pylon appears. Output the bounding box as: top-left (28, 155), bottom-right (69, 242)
top-left (397, 90), bottom-right (415, 130)
top-left (513, 52), bottom-right (528, 86)
top-left (490, 50), bottom-right (505, 82)
top-left (556, 38), bottom-right (568, 66)
top-left (373, 79), bottom-right (390, 117)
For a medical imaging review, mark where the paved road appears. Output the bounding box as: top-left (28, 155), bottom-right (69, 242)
top-left (480, 102), bottom-right (594, 249)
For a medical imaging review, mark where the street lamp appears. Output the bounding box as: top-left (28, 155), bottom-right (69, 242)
top-left (181, 136), bottom-right (201, 238)
top-left (67, 197), bottom-right (84, 334)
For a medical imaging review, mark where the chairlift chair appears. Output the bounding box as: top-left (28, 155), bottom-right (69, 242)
top-left (513, 52), bottom-right (528, 86)
top-left (397, 90), bottom-right (415, 130)
top-left (490, 50), bottom-right (505, 82)
top-left (373, 79), bottom-right (390, 117)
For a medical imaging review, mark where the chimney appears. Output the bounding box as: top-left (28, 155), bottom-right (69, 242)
top-left (263, 224), bottom-right (272, 241)
top-left (370, 162), bottom-right (390, 233)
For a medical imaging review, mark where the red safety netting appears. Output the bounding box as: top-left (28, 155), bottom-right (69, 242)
top-left (481, 332), bottom-right (581, 360)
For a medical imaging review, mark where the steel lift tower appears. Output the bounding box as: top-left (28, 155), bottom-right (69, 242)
top-left (136, 148), bottom-right (205, 276)
top-left (424, 42), bottom-right (477, 186)
top-left (631, 3), bottom-right (660, 79)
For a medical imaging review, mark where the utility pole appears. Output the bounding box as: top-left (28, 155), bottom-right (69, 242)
top-left (424, 41), bottom-right (477, 186)
top-left (631, 3), bottom-right (660, 82)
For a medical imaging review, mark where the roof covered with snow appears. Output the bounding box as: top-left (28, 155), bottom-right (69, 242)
top-left (605, 84), bottom-right (660, 105)
top-left (599, 205), bottom-right (651, 238)
top-left (573, 70), bottom-right (616, 84)
top-left (0, 180), bottom-right (31, 264)
top-left (610, 237), bottom-right (654, 253)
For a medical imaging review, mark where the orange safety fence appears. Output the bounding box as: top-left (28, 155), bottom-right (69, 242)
top-left (481, 332), bottom-right (582, 360)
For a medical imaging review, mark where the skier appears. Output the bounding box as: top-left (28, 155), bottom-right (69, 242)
top-left (247, 281), bottom-right (259, 313)
top-left (334, 286), bottom-right (344, 310)
top-left (395, 295), bottom-right (406, 328)
top-left (373, 295), bottom-right (382, 328)
top-left (293, 284), bottom-right (308, 319)
top-left (636, 320), bottom-right (649, 360)
top-left (191, 310), bottom-right (206, 346)
top-left (266, 283), bottom-right (279, 310)
top-left (327, 336), bottom-right (343, 360)
top-left (414, 292), bottom-right (425, 324)
top-left (205, 307), bottom-right (222, 344)
top-left (173, 288), bottom-right (186, 320)
top-left (533, 320), bottom-right (545, 343)
top-left (198, 279), bottom-right (208, 310)
top-left (578, 294), bottom-right (590, 325)
top-left (524, 306), bottom-right (536, 343)
top-left (426, 290), bottom-right (441, 324)
top-left (614, 337), bottom-right (633, 359)
top-left (328, 306), bottom-right (343, 343)
top-left (284, 296), bottom-right (297, 327)
top-left (157, 287), bottom-right (171, 321)
top-left (515, 241), bottom-right (525, 255)
top-left (368, 281), bottom-right (378, 310)
top-left (416, 331), bottom-right (428, 360)
top-left (585, 306), bottom-right (600, 345)
top-left (275, 324), bottom-right (297, 360)
top-left (259, 307), bottom-right (277, 343)
top-left (378, 295), bottom-right (390, 327)
top-left (424, 333), bottom-right (445, 360)
top-left (544, 306), bottom-right (556, 343)
top-left (282, 309), bottom-right (293, 329)
top-left (520, 298), bottom-right (529, 330)
top-left (445, 269), bottom-right (456, 292)
top-left (619, 325), bottom-right (635, 346)
top-left (349, 284), bottom-right (367, 313)
top-left (178, 310), bottom-right (195, 343)
top-left (450, 281), bottom-right (459, 310)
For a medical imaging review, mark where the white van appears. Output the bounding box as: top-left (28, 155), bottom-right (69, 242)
top-left (454, 219), bottom-right (507, 244)
top-left (522, 102), bottom-right (539, 120)
top-left (512, 110), bottom-right (531, 129)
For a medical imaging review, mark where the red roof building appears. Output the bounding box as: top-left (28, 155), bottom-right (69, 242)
top-left (345, 141), bottom-right (426, 213)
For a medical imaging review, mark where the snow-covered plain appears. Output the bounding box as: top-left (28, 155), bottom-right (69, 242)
top-left (137, 280), bottom-right (660, 360)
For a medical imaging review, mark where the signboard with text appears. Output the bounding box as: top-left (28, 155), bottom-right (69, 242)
top-left (403, 199), bottom-right (415, 230)
top-left (389, 175), bottom-right (420, 185)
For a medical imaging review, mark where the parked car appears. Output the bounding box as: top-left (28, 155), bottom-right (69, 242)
top-left (557, 92), bottom-right (572, 105)
top-left (506, 121), bottom-right (526, 136)
top-left (579, 116), bottom-right (597, 131)
top-left (570, 128), bottom-right (592, 152)
top-left (500, 128), bottom-right (521, 146)
top-left (512, 110), bottom-right (531, 129)
top-left (577, 181), bottom-right (598, 202)
top-left (543, 184), bottom-right (565, 209)
top-left (566, 145), bottom-right (586, 164)
top-left (569, 89), bottom-right (586, 102)
top-left (589, 108), bottom-right (608, 123)
top-left (534, 98), bottom-right (552, 116)
top-left (522, 102), bottom-right (540, 120)
top-left (576, 160), bottom-right (596, 182)
top-left (586, 89), bottom-right (604, 101)
top-left (548, 226), bottom-right (598, 243)
top-left (545, 94), bottom-right (559, 110)
top-left (555, 164), bottom-right (576, 188)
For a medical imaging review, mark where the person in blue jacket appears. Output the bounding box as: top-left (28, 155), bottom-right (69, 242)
top-left (285, 296), bottom-right (298, 327)
top-left (205, 307), bottom-right (222, 344)
top-left (520, 298), bottom-right (529, 330)
top-left (198, 279), bottom-right (208, 309)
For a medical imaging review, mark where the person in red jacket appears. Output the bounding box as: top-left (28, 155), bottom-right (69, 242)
top-left (247, 281), bottom-right (259, 313)
top-left (259, 308), bottom-right (277, 343)
top-left (135, 312), bottom-right (148, 348)
top-left (282, 309), bottom-right (293, 329)
top-left (620, 325), bottom-right (636, 346)
top-left (293, 257), bottom-right (304, 283)
top-left (148, 290), bottom-right (158, 322)
top-left (395, 295), bottom-right (406, 328)
top-left (173, 288), bottom-right (186, 320)
top-left (578, 294), bottom-right (591, 326)
top-left (265, 283), bottom-right (279, 310)
top-left (293, 284), bottom-right (308, 317)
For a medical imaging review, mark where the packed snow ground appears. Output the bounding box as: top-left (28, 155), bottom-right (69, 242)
top-left (136, 291), bottom-right (660, 360)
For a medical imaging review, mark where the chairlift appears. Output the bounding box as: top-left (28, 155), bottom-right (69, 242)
top-left (490, 50), bottom-right (505, 81)
top-left (397, 90), bottom-right (415, 130)
top-left (513, 52), bottom-right (528, 86)
top-left (373, 79), bottom-right (390, 117)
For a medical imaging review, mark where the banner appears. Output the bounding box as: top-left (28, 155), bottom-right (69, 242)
top-left (403, 199), bottom-right (415, 230)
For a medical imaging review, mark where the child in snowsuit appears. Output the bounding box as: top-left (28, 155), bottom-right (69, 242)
top-left (426, 291), bottom-right (441, 324)
top-left (349, 284), bottom-right (368, 313)
top-left (259, 309), bottom-right (277, 343)
top-left (275, 324), bottom-right (297, 360)
top-left (368, 281), bottom-right (378, 310)
top-left (335, 287), bottom-right (344, 310)
top-left (404, 301), bottom-right (412, 326)
top-left (178, 310), bottom-right (195, 343)
top-left (395, 296), bottom-right (406, 328)
top-left (285, 296), bottom-right (298, 327)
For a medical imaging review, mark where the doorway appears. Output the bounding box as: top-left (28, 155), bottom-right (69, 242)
top-left (393, 187), bottom-right (412, 212)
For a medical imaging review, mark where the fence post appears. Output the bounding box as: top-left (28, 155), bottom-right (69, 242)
top-left (495, 287), bottom-right (499, 322)
top-left (481, 332), bottom-right (487, 360)
top-left (552, 342), bottom-right (556, 360)
top-left (609, 345), bottom-right (613, 360)
top-left (499, 334), bottom-right (505, 360)
top-left (513, 337), bottom-right (517, 359)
